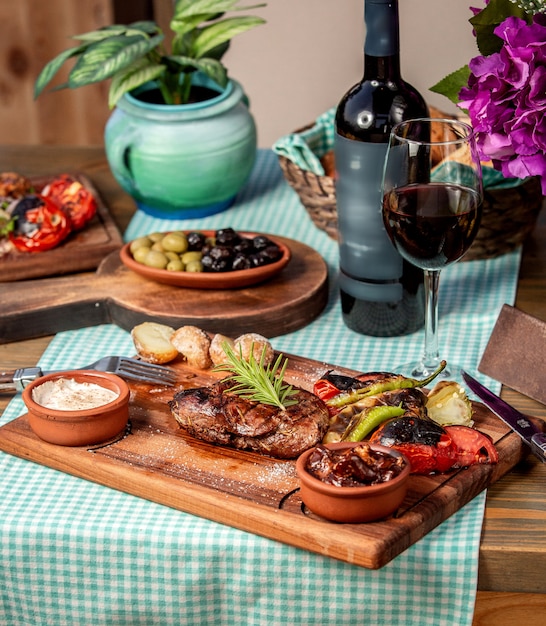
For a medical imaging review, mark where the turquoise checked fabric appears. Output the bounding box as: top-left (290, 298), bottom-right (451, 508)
top-left (0, 149), bottom-right (521, 626)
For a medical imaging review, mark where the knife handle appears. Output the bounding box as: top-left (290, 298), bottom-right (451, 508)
top-left (531, 433), bottom-right (546, 463)
top-left (0, 370), bottom-right (18, 393)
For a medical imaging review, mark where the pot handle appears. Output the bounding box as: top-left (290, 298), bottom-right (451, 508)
top-left (106, 128), bottom-right (140, 195)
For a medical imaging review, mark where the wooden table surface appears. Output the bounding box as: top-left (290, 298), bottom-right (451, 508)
top-left (1, 145), bottom-right (545, 625)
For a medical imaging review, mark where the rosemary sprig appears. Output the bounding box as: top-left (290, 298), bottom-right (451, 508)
top-left (213, 341), bottom-right (299, 410)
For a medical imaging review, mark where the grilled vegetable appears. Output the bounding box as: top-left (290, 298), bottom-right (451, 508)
top-left (342, 405), bottom-right (406, 442)
top-left (9, 194), bottom-right (71, 252)
top-left (370, 416), bottom-right (498, 474)
top-left (325, 361), bottom-right (447, 409)
top-left (426, 381), bottom-right (474, 427)
top-left (42, 174), bottom-right (97, 231)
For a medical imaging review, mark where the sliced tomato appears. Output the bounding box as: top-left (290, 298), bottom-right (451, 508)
top-left (444, 425), bottom-right (499, 467)
top-left (9, 194), bottom-right (71, 252)
top-left (42, 174), bottom-right (97, 230)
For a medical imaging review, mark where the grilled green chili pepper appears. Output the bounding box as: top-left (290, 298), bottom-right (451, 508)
top-left (327, 361), bottom-right (446, 410)
top-left (342, 404), bottom-right (406, 442)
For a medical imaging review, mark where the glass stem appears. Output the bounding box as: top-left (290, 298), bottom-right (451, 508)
top-left (422, 269), bottom-right (442, 372)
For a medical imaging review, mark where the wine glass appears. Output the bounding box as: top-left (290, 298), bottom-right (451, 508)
top-left (381, 118), bottom-right (483, 379)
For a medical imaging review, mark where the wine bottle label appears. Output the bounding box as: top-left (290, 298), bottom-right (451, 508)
top-left (335, 133), bottom-right (403, 303)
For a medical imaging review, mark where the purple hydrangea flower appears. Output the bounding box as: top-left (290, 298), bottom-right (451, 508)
top-left (459, 14), bottom-right (546, 193)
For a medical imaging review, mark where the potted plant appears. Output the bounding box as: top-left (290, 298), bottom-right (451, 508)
top-left (34, 0), bottom-right (267, 219)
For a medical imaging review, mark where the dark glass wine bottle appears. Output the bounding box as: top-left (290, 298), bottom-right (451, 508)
top-left (334, 0), bottom-right (428, 337)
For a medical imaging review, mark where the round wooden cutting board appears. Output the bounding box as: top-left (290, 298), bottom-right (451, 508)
top-left (1, 235), bottom-right (330, 343)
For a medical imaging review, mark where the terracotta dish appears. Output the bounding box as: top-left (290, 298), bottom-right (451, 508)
top-left (119, 231), bottom-right (291, 289)
top-left (296, 442), bottom-right (410, 523)
top-left (22, 370), bottom-right (130, 446)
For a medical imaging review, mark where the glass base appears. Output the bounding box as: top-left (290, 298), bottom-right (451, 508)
top-left (394, 359), bottom-right (462, 383)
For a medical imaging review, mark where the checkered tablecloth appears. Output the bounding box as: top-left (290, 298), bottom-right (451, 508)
top-left (0, 150), bottom-right (521, 626)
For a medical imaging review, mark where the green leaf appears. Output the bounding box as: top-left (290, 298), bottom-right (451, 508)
top-left (68, 33), bottom-right (164, 87)
top-left (171, 1), bottom-right (265, 37)
top-left (430, 66), bottom-right (471, 106)
top-left (470, 0), bottom-right (528, 56)
top-left (108, 59), bottom-right (166, 108)
top-left (192, 16), bottom-right (265, 58)
top-left (167, 55), bottom-right (228, 88)
top-left (34, 44), bottom-right (89, 98)
top-left (174, 0), bottom-right (261, 19)
top-left (73, 22), bottom-right (160, 41)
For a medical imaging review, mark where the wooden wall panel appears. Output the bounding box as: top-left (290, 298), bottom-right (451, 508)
top-left (0, 0), bottom-right (114, 145)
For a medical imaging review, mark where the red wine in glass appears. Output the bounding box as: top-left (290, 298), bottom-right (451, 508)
top-left (383, 182), bottom-right (482, 271)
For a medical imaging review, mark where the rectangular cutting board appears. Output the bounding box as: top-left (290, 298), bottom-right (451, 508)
top-left (1, 173), bottom-right (123, 282)
top-left (0, 353), bottom-right (524, 569)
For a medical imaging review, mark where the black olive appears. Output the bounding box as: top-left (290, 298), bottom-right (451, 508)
top-left (232, 253), bottom-right (252, 271)
top-left (248, 253), bottom-right (265, 267)
top-left (215, 227), bottom-right (240, 247)
top-left (259, 244), bottom-right (282, 263)
top-left (233, 237), bottom-right (252, 254)
top-left (209, 246), bottom-right (234, 263)
top-left (186, 231), bottom-right (206, 251)
top-left (252, 235), bottom-right (274, 251)
top-left (201, 254), bottom-right (214, 271)
top-left (211, 258), bottom-right (232, 272)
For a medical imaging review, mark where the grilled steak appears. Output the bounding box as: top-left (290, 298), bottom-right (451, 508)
top-left (169, 379), bottom-right (330, 459)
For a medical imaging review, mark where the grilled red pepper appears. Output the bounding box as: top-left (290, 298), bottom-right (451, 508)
top-left (42, 174), bottom-right (97, 230)
top-left (444, 425), bottom-right (499, 467)
top-left (314, 370), bottom-right (397, 415)
top-left (370, 415), bottom-right (498, 474)
top-left (9, 194), bottom-right (71, 252)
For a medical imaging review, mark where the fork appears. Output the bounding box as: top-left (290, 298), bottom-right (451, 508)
top-left (0, 356), bottom-right (177, 393)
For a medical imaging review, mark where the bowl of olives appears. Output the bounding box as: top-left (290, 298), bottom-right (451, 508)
top-left (120, 228), bottom-right (291, 289)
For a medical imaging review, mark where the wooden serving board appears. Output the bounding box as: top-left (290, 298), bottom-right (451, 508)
top-left (0, 353), bottom-right (525, 569)
top-left (1, 174), bottom-right (123, 282)
top-left (0, 235), bottom-right (329, 343)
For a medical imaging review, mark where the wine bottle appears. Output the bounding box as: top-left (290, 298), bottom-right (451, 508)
top-left (334, 0), bottom-right (428, 337)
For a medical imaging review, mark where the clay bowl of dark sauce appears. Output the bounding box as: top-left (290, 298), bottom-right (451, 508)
top-left (296, 442), bottom-right (410, 523)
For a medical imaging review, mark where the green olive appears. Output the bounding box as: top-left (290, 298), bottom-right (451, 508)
top-left (148, 232), bottom-right (164, 243)
top-left (133, 246), bottom-right (151, 264)
top-left (166, 259), bottom-right (184, 272)
top-left (185, 260), bottom-right (203, 273)
top-left (161, 232), bottom-right (188, 253)
top-left (130, 236), bottom-right (152, 254)
top-left (181, 250), bottom-right (202, 265)
top-left (151, 241), bottom-right (165, 252)
top-left (143, 249), bottom-right (169, 269)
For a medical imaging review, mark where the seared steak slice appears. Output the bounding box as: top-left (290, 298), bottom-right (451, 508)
top-left (169, 379), bottom-right (329, 459)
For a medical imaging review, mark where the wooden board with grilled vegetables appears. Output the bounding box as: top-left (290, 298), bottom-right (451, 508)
top-left (0, 172), bottom-right (123, 282)
top-left (0, 342), bottom-right (526, 569)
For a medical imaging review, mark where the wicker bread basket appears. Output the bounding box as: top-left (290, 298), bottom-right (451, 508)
top-left (277, 109), bottom-right (544, 261)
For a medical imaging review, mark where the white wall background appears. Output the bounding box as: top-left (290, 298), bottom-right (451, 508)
top-left (224, 0), bottom-right (479, 147)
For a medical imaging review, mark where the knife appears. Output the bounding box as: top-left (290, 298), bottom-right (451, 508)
top-left (461, 370), bottom-right (546, 463)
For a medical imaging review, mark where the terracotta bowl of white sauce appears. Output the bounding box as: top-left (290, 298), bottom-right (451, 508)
top-left (22, 370), bottom-right (130, 446)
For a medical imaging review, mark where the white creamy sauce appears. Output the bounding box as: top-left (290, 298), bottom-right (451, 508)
top-left (32, 378), bottom-right (119, 411)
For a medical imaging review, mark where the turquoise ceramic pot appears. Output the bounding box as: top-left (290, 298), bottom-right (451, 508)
top-left (104, 74), bottom-right (257, 219)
